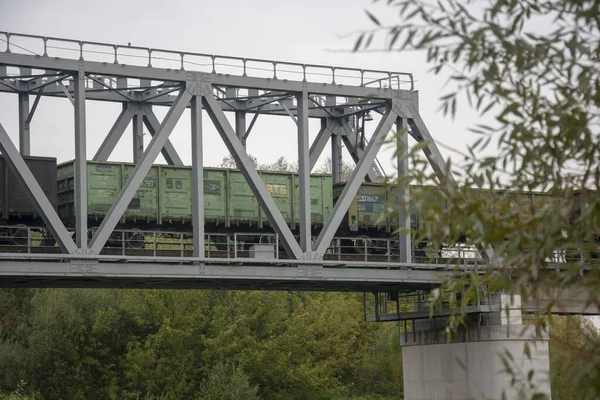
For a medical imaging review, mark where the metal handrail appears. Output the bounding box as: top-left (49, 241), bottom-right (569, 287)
top-left (0, 31), bottom-right (415, 90)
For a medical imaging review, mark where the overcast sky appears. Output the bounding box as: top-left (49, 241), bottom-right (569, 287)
top-left (0, 0), bottom-right (485, 174)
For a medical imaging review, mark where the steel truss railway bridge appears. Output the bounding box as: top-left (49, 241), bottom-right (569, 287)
top-left (0, 31), bottom-right (461, 291)
top-left (0, 31), bottom-right (591, 399)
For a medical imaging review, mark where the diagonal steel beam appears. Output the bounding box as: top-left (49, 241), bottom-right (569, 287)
top-left (25, 74), bottom-right (70, 93)
top-left (408, 114), bottom-right (496, 260)
top-left (313, 106), bottom-right (398, 257)
top-left (26, 89), bottom-right (42, 124)
top-left (58, 81), bottom-right (74, 106)
top-left (0, 80), bottom-right (17, 91)
top-left (407, 114), bottom-right (455, 183)
top-left (202, 91), bottom-right (303, 259)
top-left (309, 118), bottom-right (333, 171)
top-left (93, 103), bottom-right (134, 161)
top-left (340, 120), bottom-right (382, 182)
top-left (278, 99), bottom-right (297, 125)
top-left (0, 123), bottom-right (76, 253)
top-left (89, 88), bottom-right (192, 254)
top-left (244, 105), bottom-right (263, 140)
top-left (143, 107), bottom-right (184, 166)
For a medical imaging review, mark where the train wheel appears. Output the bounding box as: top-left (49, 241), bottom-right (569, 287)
top-left (353, 235), bottom-right (374, 254)
top-left (9, 224), bottom-right (28, 246)
top-left (126, 229), bottom-right (145, 249)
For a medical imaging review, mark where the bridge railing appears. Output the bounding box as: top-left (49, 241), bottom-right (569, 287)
top-left (0, 31), bottom-right (415, 90)
top-left (0, 225), bottom-right (595, 267)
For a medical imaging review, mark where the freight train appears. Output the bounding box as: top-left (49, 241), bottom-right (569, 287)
top-left (0, 155), bottom-right (597, 260)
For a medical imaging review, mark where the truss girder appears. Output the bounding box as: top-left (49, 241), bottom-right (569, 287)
top-left (23, 73), bottom-right (72, 93)
top-left (313, 105), bottom-right (398, 257)
top-left (93, 104), bottom-right (134, 161)
top-left (202, 91), bottom-right (304, 259)
top-left (0, 123), bottom-right (77, 253)
top-left (0, 259), bottom-right (443, 292)
top-left (142, 107), bottom-right (184, 166)
top-left (89, 88), bottom-right (193, 254)
top-left (0, 52), bottom-right (400, 100)
top-left (340, 120), bottom-right (383, 182)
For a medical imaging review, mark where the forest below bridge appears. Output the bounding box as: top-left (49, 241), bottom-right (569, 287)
top-left (0, 288), bottom-right (597, 400)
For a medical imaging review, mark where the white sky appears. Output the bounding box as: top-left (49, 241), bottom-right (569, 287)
top-left (0, 0), bottom-right (483, 174)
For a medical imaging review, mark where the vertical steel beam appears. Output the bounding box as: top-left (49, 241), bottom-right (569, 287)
top-left (396, 117), bottom-right (412, 263)
top-left (313, 106), bottom-right (398, 257)
top-left (0, 123), bottom-right (76, 253)
top-left (74, 65), bottom-right (87, 249)
top-left (18, 92), bottom-right (30, 156)
top-left (143, 108), bottom-right (184, 166)
top-left (133, 112), bottom-right (144, 163)
top-left (309, 118), bottom-right (332, 171)
top-left (297, 91), bottom-right (311, 252)
top-left (235, 111), bottom-right (247, 148)
top-left (89, 88), bottom-right (193, 254)
top-left (332, 128), bottom-right (343, 184)
top-left (93, 103), bottom-right (134, 161)
top-left (202, 92), bottom-right (303, 259)
top-left (191, 95), bottom-right (205, 258)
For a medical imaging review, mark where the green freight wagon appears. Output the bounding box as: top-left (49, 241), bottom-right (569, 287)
top-left (57, 160), bottom-right (333, 233)
top-left (333, 183), bottom-right (442, 237)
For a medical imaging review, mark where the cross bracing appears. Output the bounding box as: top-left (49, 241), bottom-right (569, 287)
top-left (0, 31), bottom-right (486, 290)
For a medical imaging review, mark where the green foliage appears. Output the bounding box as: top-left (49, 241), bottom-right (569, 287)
top-left (354, 0), bottom-right (600, 397)
top-left (549, 316), bottom-right (600, 400)
top-left (198, 361), bottom-right (261, 400)
top-left (218, 153), bottom-right (354, 177)
top-left (0, 288), bottom-right (403, 400)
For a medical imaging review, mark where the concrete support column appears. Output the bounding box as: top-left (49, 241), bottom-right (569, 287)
top-left (401, 295), bottom-right (551, 400)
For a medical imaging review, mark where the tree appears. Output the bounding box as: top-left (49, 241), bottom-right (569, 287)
top-left (197, 361), bottom-right (261, 400)
top-left (314, 155), bottom-right (355, 182)
top-left (355, 0), bottom-right (600, 398)
top-left (549, 316), bottom-right (600, 400)
top-left (218, 154), bottom-right (259, 169)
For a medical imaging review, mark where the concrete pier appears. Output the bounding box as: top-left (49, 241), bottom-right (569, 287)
top-left (401, 295), bottom-right (552, 400)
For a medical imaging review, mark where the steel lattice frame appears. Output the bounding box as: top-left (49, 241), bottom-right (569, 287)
top-left (0, 31), bottom-right (486, 290)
